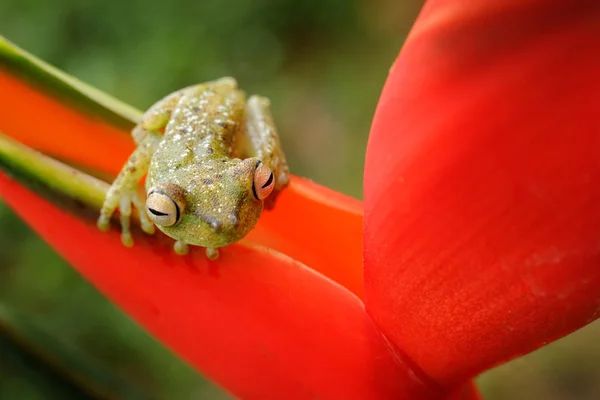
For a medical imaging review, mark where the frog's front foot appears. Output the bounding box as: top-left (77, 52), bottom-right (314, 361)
top-left (205, 247), bottom-right (219, 260)
top-left (173, 241), bottom-right (219, 260)
top-left (173, 241), bottom-right (189, 255)
top-left (97, 188), bottom-right (155, 247)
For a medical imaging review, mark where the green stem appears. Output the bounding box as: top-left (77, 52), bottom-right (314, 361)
top-left (0, 35), bottom-right (141, 128)
top-left (0, 131), bottom-right (108, 213)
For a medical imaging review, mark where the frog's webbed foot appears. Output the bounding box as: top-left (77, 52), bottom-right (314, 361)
top-left (97, 187), bottom-right (156, 247)
top-left (97, 133), bottom-right (161, 247)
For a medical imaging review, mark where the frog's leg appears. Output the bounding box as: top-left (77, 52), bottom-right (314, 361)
top-left (131, 81), bottom-right (230, 145)
top-left (97, 88), bottom-right (192, 246)
top-left (244, 95), bottom-right (290, 209)
top-left (131, 88), bottom-right (193, 145)
top-left (97, 133), bottom-right (161, 246)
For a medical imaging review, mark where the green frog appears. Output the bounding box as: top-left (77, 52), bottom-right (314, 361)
top-left (97, 77), bottom-right (289, 259)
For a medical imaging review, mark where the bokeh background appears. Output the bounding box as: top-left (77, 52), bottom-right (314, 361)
top-left (1, 1), bottom-right (599, 399)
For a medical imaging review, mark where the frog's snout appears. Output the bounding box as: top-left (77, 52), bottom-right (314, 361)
top-left (228, 213), bottom-right (239, 228)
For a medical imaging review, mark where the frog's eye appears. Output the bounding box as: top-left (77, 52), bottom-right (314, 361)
top-left (146, 188), bottom-right (185, 227)
top-left (252, 162), bottom-right (275, 201)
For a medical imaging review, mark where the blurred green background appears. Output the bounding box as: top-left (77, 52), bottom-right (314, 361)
top-left (0, 0), bottom-right (599, 399)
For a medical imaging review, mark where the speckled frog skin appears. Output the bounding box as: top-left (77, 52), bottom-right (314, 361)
top-left (97, 77), bottom-right (289, 259)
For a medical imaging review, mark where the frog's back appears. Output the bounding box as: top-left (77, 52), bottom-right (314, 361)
top-left (156, 78), bottom-right (246, 166)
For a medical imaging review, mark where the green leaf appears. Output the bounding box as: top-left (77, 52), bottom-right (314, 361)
top-left (0, 131), bottom-right (108, 219)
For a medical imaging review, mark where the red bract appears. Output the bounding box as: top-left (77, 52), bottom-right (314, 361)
top-left (2, 0), bottom-right (600, 398)
top-left (0, 171), bottom-right (428, 399)
top-left (365, 0), bottom-right (600, 389)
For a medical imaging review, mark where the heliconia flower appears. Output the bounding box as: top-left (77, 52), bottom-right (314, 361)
top-left (0, 1), bottom-right (599, 398)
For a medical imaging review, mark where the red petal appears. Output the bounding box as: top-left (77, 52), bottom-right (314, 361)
top-left (449, 383), bottom-right (482, 400)
top-left (364, 0), bottom-right (600, 387)
top-left (0, 171), bottom-right (442, 400)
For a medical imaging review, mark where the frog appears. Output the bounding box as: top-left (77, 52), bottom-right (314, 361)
top-left (96, 77), bottom-right (289, 260)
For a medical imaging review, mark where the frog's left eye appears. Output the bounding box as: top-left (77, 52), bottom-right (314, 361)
top-left (252, 162), bottom-right (275, 201)
top-left (146, 187), bottom-right (185, 227)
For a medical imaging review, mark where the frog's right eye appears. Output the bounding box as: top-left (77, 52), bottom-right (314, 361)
top-left (146, 188), bottom-right (185, 227)
top-left (252, 162), bottom-right (275, 201)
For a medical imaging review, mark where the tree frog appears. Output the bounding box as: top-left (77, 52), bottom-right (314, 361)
top-left (97, 77), bottom-right (289, 260)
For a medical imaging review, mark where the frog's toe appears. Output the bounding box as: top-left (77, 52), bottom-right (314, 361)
top-left (97, 215), bottom-right (111, 232)
top-left (117, 194), bottom-right (137, 247)
top-left (121, 230), bottom-right (134, 247)
top-left (131, 191), bottom-right (155, 235)
top-left (174, 241), bottom-right (189, 255)
top-left (97, 202), bottom-right (118, 232)
top-left (206, 247), bottom-right (219, 260)
top-left (140, 219), bottom-right (156, 235)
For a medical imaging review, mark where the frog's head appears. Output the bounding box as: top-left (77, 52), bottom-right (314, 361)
top-left (145, 157), bottom-right (275, 248)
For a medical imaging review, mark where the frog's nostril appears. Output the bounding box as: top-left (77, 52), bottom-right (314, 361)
top-left (229, 213), bottom-right (239, 227)
top-left (205, 216), bottom-right (222, 233)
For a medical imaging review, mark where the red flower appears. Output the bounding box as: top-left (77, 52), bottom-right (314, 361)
top-left (365, 0), bottom-right (600, 387)
top-left (1, 0), bottom-right (600, 398)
